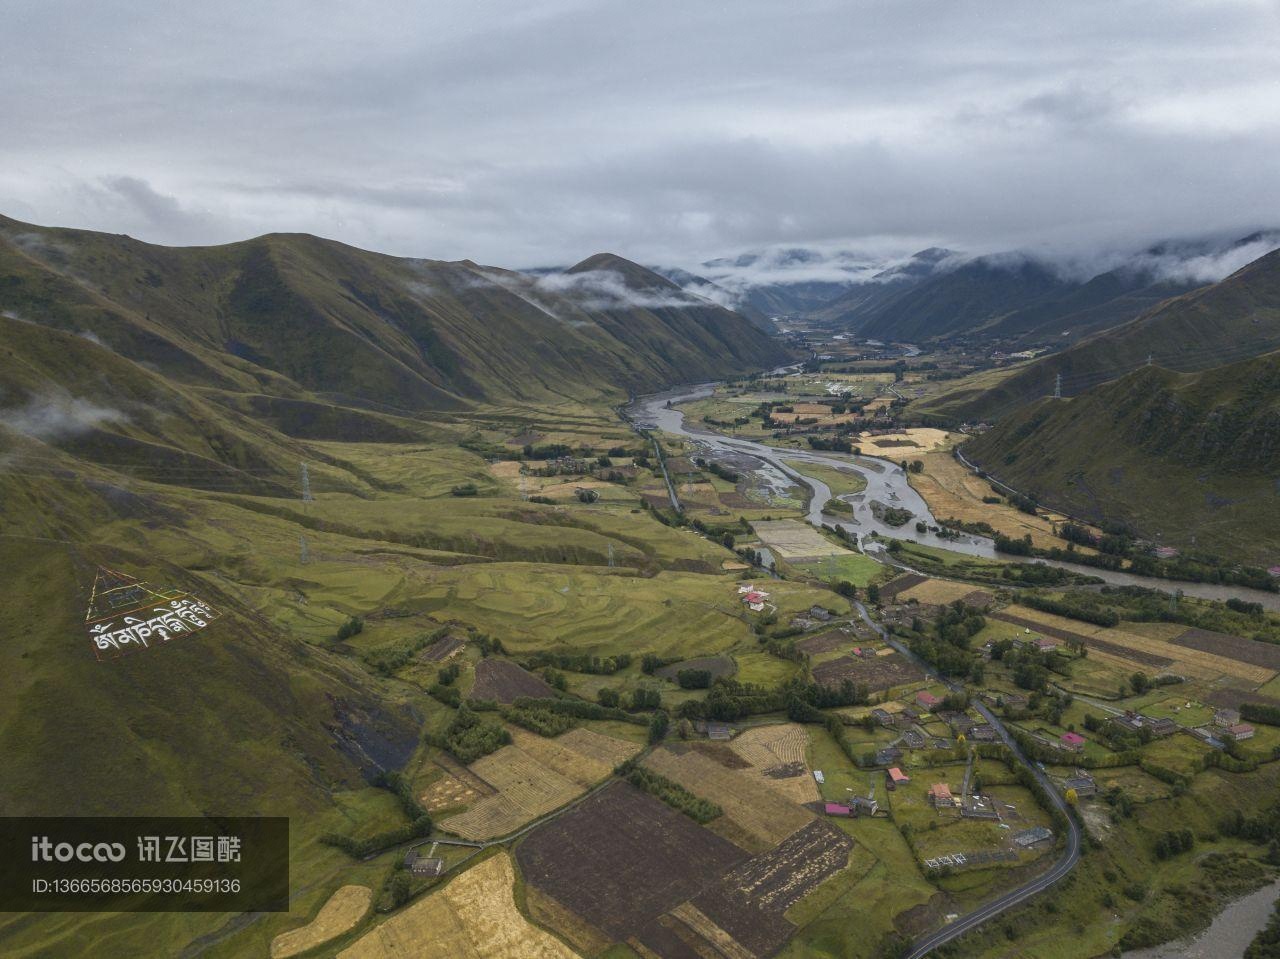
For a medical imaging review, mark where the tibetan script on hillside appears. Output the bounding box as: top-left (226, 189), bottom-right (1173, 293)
top-left (85, 568), bottom-right (221, 660)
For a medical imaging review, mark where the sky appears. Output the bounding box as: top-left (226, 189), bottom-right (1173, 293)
top-left (2, 0), bottom-right (1279, 274)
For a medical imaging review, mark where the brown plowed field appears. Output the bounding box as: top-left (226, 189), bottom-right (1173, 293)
top-left (812, 652), bottom-right (925, 692)
top-left (468, 658), bottom-right (554, 703)
top-left (1172, 628), bottom-right (1280, 670)
top-left (515, 782), bottom-right (747, 943)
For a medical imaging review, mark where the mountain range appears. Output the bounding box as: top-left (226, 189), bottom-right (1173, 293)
top-left (0, 216), bottom-right (789, 418)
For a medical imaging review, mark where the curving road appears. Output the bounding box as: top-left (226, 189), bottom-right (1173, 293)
top-left (852, 601), bottom-right (1083, 959)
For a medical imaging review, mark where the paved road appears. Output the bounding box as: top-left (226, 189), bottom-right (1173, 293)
top-left (852, 602), bottom-right (1083, 959)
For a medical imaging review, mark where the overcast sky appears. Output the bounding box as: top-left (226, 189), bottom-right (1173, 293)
top-left (2, 0), bottom-right (1278, 270)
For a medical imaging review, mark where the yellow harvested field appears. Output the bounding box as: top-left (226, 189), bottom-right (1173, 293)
top-left (859, 428), bottom-right (955, 454)
top-left (643, 747), bottom-right (812, 847)
top-left (905, 451), bottom-right (1095, 551)
top-left (512, 727), bottom-right (641, 785)
top-left (898, 578), bottom-right (983, 607)
top-left (730, 723), bottom-right (820, 804)
top-left (752, 519), bottom-right (849, 560)
top-left (272, 885), bottom-right (372, 958)
top-left (771, 412), bottom-right (857, 426)
top-left (1005, 606), bottom-right (1275, 685)
top-left (419, 774), bottom-right (481, 813)
top-left (442, 748), bottom-right (581, 840)
top-left (441, 728), bottom-right (639, 840)
top-left (338, 854), bottom-right (575, 959)
top-left (488, 461), bottom-right (523, 481)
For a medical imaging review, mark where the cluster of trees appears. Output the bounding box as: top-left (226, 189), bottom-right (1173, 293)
top-left (440, 704), bottom-right (511, 763)
top-left (428, 658), bottom-right (462, 706)
top-left (334, 616), bottom-right (364, 641)
top-left (321, 815), bottom-right (432, 859)
top-left (364, 626), bottom-right (451, 676)
top-left (450, 482), bottom-right (479, 497)
top-left (595, 686), bottom-right (662, 711)
top-left (676, 668), bottom-right (713, 689)
top-left (906, 600), bottom-right (985, 678)
top-left (526, 651), bottom-right (632, 675)
top-left (1020, 594), bottom-right (1120, 627)
top-left (807, 436), bottom-right (856, 453)
top-left (622, 764), bottom-right (721, 823)
top-left (521, 442), bottom-right (575, 460)
top-left (1152, 829), bottom-right (1196, 859)
top-left (1242, 702), bottom-right (1280, 726)
top-left (641, 653), bottom-right (680, 674)
top-left (693, 457), bottom-right (741, 483)
top-left (508, 695), bottom-right (648, 726)
top-left (506, 704), bottom-right (576, 737)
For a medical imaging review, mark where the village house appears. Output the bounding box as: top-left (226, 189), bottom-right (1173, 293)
top-left (900, 730), bottom-right (926, 749)
top-left (1214, 708), bottom-right (1242, 727)
top-left (1060, 731), bottom-right (1086, 751)
top-left (968, 724), bottom-right (998, 742)
top-left (870, 708), bottom-right (895, 727)
top-left (886, 767), bottom-right (910, 790)
top-left (1225, 723), bottom-right (1256, 742)
top-left (1111, 712), bottom-right (1176, 738)
top-left (875, 747), bottom-right (903, 766)
top-left (1013, 826), bottom-right (1054, 847)
top-left (852, 795), bottom-right (879, 816)
top-left (808, 605), bottom-right (833, 622)
top-left (824, 802), bottom-right (851, 817)
top-left (1063, 771), bottom-right (1097, 798)
top-left (915, 691), bottom-right (942, 712)
top-left (1033, 637), bottom-right (1060, 653)
top-left (927, 783), bottom-right (957, 808)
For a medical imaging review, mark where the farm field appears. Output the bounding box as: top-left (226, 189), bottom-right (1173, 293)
top-left (904, 450), bottom-right (1091, 551)
top-left (271, 885), bottom-right (373, 959)
top-left (990, 606), bottom-right (1277, 688)
top-left (858, 428), bottom-right (955, 455)
top-left (752, 519), bottom-right (849, 561)
top-left (729, 723), bottom-right (822, 804)
top-left (812, 650), bottom-right (925, 694)
top-left (468, 659), bottom-right (555, 703)
top-left (337, 853), bottom-right (574, 959)
top-left (789, 552), bottom-right (884, 586)
top-left (643, 744), bottom-right (815, 849)
top-left (441, 728), bottom-right (638, 840)
top-left (895, 577), bottom-right (994, 608)
top-left (515, 782), bottom-right (749, 953)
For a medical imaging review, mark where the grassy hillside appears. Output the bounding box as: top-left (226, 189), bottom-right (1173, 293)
top-left (0, 215), bottom-right (789, 413)
top-left (963, 354), bottom-right (1280, 563)
top-left (930, 249), bottom-right (1280, 422)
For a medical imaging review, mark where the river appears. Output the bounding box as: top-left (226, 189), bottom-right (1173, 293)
top-left (1122, 879), bottom-right (1279, 959)
top-left (627, 384), bottom-right (1280, 612)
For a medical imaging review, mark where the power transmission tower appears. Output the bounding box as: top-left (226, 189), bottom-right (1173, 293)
top-left (301, 462), bottom-right (313, 502)
top-left (1053, 373), bottom-right (1062, 400)
top-left (300, 534), bottom-right (309, 564)
top-left (1146, 353), bottom-right (1153, 367)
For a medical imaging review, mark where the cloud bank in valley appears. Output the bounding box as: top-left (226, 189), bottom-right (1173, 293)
top-left (0, 0), bottom-right (1277, 274)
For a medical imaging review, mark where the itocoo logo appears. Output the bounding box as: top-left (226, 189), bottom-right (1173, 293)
top-left (30, 836), bottom-right (126, 863)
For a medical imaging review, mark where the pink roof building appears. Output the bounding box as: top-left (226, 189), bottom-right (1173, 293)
top-left (887, 767), bottom-right (910, 784)
top-left (825, 802), bottom-right (851, 816)
top-left (744, 591), bottom-right (764, 603)
top-left (1061, 732), bottom-right (1086, 749)
top-left (916, 691), bottom-right (941, 710)
top-left (1227, 723), bottom-right (1255, 740)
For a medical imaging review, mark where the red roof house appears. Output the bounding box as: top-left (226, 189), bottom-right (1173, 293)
top-left (916, 691), bottom-right (941, 711)
top-left (1061, 732), bottom-right (1086, 749)
top-left (1227, 723), bottom-right (1255, 741)
top-left (824, 802), bottom-right (852, 816)
top-left (887, 767), bottom-right (910, 787)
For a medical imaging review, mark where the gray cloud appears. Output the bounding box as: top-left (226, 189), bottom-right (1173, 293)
top-left (0, 394), bottom-right (128, 441)
top-left (1, 0), bottom-right (1277, 269)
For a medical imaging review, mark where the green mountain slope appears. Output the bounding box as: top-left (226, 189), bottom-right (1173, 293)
top-left (928, 249), bottom-right (1280, 422)
top-left (0, 216), bottom-right (789, 413)
top-left (963, 353), bottom-right (1280, 564)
